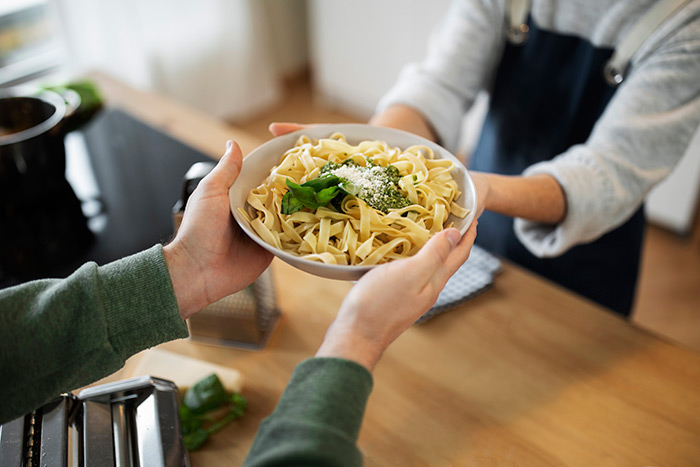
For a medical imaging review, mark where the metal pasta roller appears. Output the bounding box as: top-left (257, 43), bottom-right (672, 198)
top-left (0, 376), bottom-right (190, 467)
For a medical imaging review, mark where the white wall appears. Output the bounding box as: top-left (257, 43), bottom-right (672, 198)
top-left (263, 0), bottom-right (309, 78)
top-left (308, 0), bottom-right (453, 120)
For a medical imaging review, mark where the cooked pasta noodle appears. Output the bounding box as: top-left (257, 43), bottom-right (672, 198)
top-left (239, 133), bottom-right (469, 266)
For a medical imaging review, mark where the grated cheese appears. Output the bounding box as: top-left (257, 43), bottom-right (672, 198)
top-left (328, 162), bottom-right (410, 212)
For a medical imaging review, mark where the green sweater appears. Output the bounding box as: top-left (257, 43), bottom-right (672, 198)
top-left (244, 358), bottom-right (372, 467)
top-left (0, 245), bottom-right (373, 465)
top-left (0, 245), bottom-right (187, 422)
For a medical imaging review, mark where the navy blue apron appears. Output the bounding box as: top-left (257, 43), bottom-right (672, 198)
top-left (470, 16), bottom-right (646, 316)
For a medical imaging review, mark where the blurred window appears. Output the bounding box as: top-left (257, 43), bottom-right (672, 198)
top-left (0, 0), bottom-right (65, 85)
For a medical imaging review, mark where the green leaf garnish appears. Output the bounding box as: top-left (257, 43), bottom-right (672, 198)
top-left (280, 159), bottom-right (412, 215)
top-left (179, 374), bottom-right (248, 451)
top-left (182, 373), bottom-right (228, 415)
top-left (280, 176), bottom-right (346, 214)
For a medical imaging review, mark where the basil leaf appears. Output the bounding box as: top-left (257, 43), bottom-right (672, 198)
top-left (183, 373), bottom-right (228, 415)
top-left (183, 428), bottom-right (210, 451)
top-left (229, 393), bottom-right (248, 418)
top-left (178, 374), bottom-right (248, 452)
top-left (281, 176), bottom-right (344, 214)
top-left (315, 186), bottom-right (340, 205)
top-left (285, 180), bottom-right (318, 209)
top-left (281, 191), bottom-right (304, 214)
top-left (203, 394), bottom-right (248, 438)
top-left (303, 174), bottom-right (341, 191)
top-left (178, 405), bottom-right (202, 434)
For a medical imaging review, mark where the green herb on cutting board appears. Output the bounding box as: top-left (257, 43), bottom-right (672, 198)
top-left (178, 373), bottom-right (247, 451)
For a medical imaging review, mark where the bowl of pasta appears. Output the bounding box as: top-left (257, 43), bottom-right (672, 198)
top-left (229, 124), bottom-right (477, 281)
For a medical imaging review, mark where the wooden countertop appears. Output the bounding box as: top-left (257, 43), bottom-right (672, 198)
top-left (91, 72), bottom-right (700, 466)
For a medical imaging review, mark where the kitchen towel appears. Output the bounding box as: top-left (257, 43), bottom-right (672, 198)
top-left (417, 244), bottom-right (501, 323)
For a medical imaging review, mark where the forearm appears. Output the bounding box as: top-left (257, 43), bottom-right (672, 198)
top-left (244, 358), bottom-right (372, 467)
top-left (370, 104), bottom-right (438, 143)
top-left (0, 245), bottom-right (187, 423)
top-left (478, 172), bottom-right (567, 225)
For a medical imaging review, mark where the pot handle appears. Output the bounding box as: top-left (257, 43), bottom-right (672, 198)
top-left (45, 81), bottom-right (104, 136)
top-left (54, 89), bottom-right (83, 136)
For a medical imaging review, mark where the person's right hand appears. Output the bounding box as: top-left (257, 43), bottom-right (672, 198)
top-left (164, 141), bottom-right (273, 319)
top-left (316, 221), bottom-right (478, 371)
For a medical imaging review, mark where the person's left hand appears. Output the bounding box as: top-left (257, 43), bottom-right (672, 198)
top-left (268, 122), bottom-right (309, 137)
top-left (164, 141), bottom-right (273, 319)
top-left (316, 221), bottom-right (478, 371)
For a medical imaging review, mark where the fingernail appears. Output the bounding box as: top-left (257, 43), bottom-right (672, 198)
top-left (446, 229), bottom-right (460, 249)
top-left (226, 140), bottom-right (233, 151)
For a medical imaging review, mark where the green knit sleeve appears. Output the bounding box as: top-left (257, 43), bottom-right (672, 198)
top-left (244, 357), bottom-right (374, 467)
top-left (0, 244), bottom-right (188, 423)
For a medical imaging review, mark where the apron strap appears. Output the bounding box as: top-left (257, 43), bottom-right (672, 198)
top-left (506, 0), bottom-right (691, 85)
top-left (506, 0), bottom-right (532, 44)
top-left (604, 0), bottom-right (692, 86)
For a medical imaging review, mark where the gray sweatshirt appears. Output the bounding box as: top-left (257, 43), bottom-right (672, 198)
top-left (377, 0), bottom-right (700, 257)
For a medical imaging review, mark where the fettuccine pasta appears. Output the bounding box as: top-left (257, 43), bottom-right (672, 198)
top-left (239, 133), bottom-right (469, 266)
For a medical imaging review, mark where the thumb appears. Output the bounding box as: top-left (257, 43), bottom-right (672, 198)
top-left (205, 140), bottom-right (243, 189)
top-left (428, 228), bottom-right (461, 261)
top-left (407, 228), bottom-right (461, 279)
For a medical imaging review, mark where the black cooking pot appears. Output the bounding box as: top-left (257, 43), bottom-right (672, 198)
top-left (0, 89), bottom-right (93, 282)
top-left (0, 89), bottom-right (77, 192)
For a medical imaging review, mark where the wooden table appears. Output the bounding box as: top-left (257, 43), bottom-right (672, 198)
top-left (92, 73), bottom-right (700, 466)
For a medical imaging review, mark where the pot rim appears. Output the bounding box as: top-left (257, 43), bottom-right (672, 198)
top-left (0, 89), bottom-right (67, 146)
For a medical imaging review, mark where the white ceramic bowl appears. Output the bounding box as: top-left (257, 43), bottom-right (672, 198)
top-left (229, 124), bottom-right (477, 281)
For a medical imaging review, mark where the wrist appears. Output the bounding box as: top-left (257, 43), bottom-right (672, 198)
top-left (315, 327), bottom-right (384, 372)
top-left (162, 241), bottom-right (207, 320)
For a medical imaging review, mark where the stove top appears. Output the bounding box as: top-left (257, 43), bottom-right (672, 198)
top-left (0, 108), bottom-right (213, 287)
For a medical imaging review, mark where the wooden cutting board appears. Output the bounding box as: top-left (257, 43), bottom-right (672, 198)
top-left (123, 348), bottom-right (244, 393)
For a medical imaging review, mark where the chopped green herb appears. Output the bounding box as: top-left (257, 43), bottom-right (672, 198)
top-left (179, 374), bottom-right (247, 451)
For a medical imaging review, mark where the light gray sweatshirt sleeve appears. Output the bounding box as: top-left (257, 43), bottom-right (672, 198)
top-left (517, 7), bottom-right (700, 256)
top-left (377, 0), bottom-right (700, 257)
